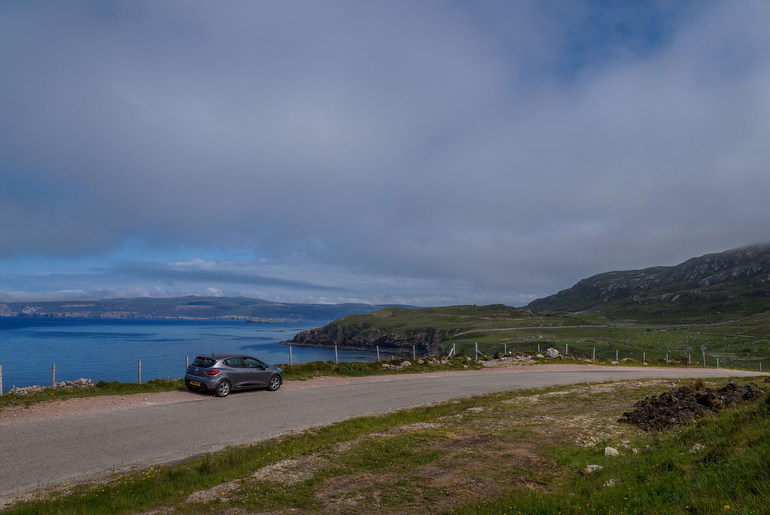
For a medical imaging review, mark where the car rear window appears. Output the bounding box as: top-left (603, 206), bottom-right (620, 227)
top-left (192, 356), bottom-right (216, 367)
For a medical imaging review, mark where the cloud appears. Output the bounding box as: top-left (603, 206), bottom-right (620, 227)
top-left (1, 1), bottom-right (769, 305)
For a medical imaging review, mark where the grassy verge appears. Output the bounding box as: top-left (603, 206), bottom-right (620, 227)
top-left (0, 378), bottom-right (186, 408)
top-left (5, 376), bottom-right (768, 514)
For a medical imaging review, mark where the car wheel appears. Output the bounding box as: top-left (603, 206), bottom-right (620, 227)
top-left (186, 385), bottom-right (197, 392)
top-left (267, 375), bottom-right (282, 391)
top-left (215, 380), bottom-right (231, 397)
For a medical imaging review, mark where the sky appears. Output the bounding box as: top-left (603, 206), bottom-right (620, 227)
top-left (1, 0), bottom-right (769, 307)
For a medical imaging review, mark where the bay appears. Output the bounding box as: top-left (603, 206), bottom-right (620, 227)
top-left (0, 318), bottom-right (376, 389)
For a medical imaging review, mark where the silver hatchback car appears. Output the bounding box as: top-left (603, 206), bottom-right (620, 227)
top-left (185, 353), bottom-right (283, 397)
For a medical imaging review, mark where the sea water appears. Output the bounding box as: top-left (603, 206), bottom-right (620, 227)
top-left (0, 318), bottom-right (375, 389)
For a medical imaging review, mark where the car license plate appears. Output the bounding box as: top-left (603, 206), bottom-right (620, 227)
top-left (190, 381), bottom-right (201, 386)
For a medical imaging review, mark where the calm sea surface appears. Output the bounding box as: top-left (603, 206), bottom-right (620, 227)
top-left (0, 318), bottom-right (375, 389)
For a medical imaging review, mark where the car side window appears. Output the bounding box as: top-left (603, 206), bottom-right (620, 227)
top-left (243, 357), bottom-right (262, 369)
top-left (224, 357), bottom-right (243, 368)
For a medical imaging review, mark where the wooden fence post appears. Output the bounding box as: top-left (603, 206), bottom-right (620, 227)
top-left (138, 359), bottom-right (142, 384)
top-left (335, 345), bottom-right (338, 364)
top-left (289, 345), bottom-right (293, 365)
top-left (52, 363), bottom-right (56, 388)
top-left (0, 364), bottom-right (3, 396)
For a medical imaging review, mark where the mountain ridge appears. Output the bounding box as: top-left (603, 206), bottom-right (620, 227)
top-left (0, 296), bottom-right (392, 322)
top-left (527, 244), bottom-right (770, 322)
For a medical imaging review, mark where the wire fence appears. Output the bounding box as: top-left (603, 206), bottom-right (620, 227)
top-left (463, 340), bottom-right (765, 372)
top-left (1, 341), bottom-right (765, 396)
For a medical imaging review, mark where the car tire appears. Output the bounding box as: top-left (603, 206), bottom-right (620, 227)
top-left (215, 380), bottom-right (231, 397)
top-left (267, 375), bottom-right (282, 391)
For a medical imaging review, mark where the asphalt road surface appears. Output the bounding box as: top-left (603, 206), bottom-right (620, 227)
top-left (1, 366), bottom-right (765, 505)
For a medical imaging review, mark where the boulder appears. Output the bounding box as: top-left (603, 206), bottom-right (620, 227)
top-left (604, 447), bottom-right (620, 457)
top-left (546, 347), bottom-right (560, 358)
top-left (581, 464), bottom-right (603, 474)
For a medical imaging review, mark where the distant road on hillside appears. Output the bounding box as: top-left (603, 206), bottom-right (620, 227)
top-left (1, 365), bottom-right (765, 506)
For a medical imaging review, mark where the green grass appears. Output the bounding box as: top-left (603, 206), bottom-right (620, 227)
top-left (458, 389), bottom-right (770, 514)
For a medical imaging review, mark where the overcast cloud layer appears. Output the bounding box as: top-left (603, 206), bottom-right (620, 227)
top-left (1, 1), bottom-right (769, 306)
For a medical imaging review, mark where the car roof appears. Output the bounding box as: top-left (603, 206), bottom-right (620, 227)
top-left (195, 353), bottom-right (258, 360)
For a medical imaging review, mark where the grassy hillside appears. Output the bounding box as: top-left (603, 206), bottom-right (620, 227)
top-left (285, 304), bottom-right (589, 354)
top-left (287, 303), bottom-right (770, 371)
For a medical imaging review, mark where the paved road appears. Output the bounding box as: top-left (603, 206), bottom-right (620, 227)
top-left (1, 366), bottom-right (765, 504)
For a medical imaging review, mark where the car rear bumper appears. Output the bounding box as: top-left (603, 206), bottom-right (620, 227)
top-left (184, 373), bottom-right (217, 391)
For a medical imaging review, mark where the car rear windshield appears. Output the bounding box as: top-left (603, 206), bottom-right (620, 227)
top-left (192, 356), bottom-right (216, 367)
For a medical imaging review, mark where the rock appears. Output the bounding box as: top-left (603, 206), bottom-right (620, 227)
top-left (536, 353), bottom-right (545, 358)
top-left (604, 447), bottom-right (620, 457)
top-left (611, 360), bottom-right (619, 365)
top-left (382, 364), bottom-right (391, 369)
top-left (546, 347), bottom-right (560, 358)
top-left (581, 465), bottom-right (603, 474)
top-left (400, 360), bottom-right (412, 368)
top-left (689, 443), bottom-right (706, 454)
top-left (418, 359), bottom-right (425, 364)
top-left (632, 448), bottom-right (639, 454)
top-left (463, 364), bottom-right (468, 369)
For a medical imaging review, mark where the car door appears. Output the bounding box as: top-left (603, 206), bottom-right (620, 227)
top-left (223, 357), bottom-right (249, 388)
top-left (243, 357), bottom-right (270, 386)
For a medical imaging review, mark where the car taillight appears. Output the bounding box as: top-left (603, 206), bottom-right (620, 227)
top-left (205, 370), bottom-right (220, 375)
